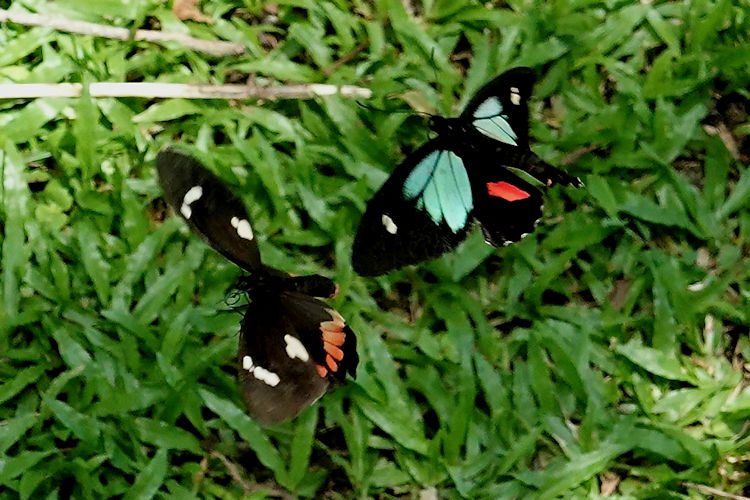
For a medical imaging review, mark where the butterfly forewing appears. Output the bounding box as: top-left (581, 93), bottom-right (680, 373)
top-left (352, 141), bottom-right (471, 276)
top-left (238, 292), bottom-right (357, 425)
top-left (460, 67), bottom-right (536, 149)
top-left (402, 148), bottom-right (473, 232)
top-left (157, 149), bottom-right (262, 271)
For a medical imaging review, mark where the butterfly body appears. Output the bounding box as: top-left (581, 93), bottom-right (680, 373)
top-left (352, 67), bottom-right (580, 276)
top-left (157, 150), bottom-right (357, 425)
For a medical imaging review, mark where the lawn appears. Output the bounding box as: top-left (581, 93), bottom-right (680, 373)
top-left (1, 0), bottom-right (749, 498)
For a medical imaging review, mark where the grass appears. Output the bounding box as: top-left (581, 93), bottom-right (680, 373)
top-left (1, 0), bottom-right (749, 498)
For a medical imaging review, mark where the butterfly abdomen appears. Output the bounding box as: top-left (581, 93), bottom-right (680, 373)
top-left (287, 275), bottom-right (338, 299)
top-left (525, 153), bottom-right (583, 187)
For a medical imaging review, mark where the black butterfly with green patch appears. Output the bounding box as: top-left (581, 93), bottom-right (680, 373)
top-left (157, 149), bottom-right (358, 425)
top-left (352, 67), bottom-right (581, 276)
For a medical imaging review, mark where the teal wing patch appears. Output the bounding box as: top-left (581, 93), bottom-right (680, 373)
top-left (472, 97), bottom-right (517, 146)
top-left (402, 150), bottom-right (472, 233)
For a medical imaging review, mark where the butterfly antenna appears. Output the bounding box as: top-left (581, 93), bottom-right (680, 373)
top-left (356, 100), bottom-right (385, 113)
top-left (358, 100), bottom-right (433, 122)
top-left (357, 91), bottom-right (435, 145)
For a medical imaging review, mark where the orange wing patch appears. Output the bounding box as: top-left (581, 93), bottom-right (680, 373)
top-left (318, 308), bottom-right (348, 377)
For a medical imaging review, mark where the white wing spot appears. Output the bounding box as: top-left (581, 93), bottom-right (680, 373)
top-left (180, 185), bottom-right (203, 219)
top-left (242, 355), bottom-right (253, 370)
top-left (381, 214), bottom-right (398, 234)
top-left (510, 87), bottom-right (521, 106)
top-left (252, 366), bottom-right (280, 387)
top-left (520, 232), bottom-right (530, 239)
top-left (242, 355), bottom-right (280, 386)
top-left (284, 334), bottom-right (310, 362)
top-left (230, 216), bottom-right (254, 241)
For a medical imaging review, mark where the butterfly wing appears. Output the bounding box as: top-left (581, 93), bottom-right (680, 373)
top-left (238, 291), bottom-right (358, 425)
top-left (460, 68), bottom-right (581, 188)
top-left (469, 159), bottom-right (544, 246)
top-left (156, 149), bottom-right (262, 271)
top-left (352, 140), bottom-right (474, 276)
top-left (459, 67), bottom-right (536, 148)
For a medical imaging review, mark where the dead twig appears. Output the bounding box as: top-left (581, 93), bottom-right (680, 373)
top-left (560, 144), bottom-right (599, 166)
top-left (210, 451), bottom-right (253, 492)
top-left (322, 39), bottom-right (369, 76)
top-left (703, 123), bottom-right (740, 160)
top-left (0, 9), bottom-right (244, 56)
top-left (173, 0), bottom-right (212, 24)
top-left (0, 82), bottom-right (372, 100)
top-left (211, 451), bottom-right (293, 500)
top-left (682, 482), bottom-right (750, 500)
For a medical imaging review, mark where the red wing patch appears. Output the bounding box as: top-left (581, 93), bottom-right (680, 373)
top-left (486, 181), bottom-right (531, 201)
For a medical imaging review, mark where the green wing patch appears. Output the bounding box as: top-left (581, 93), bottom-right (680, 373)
top-left (472, 97), bottom-right (517, 146)
top-left (402, 150), bottom-right (473, 232)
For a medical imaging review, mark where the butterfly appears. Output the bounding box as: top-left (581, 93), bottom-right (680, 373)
top-left (156, 149), bottom-right (358, 425)
top-left (352, 67), bottom-right (581, 276)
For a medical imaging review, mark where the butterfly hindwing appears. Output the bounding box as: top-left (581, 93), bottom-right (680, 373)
top-left (238, 292), bottom-right (357, 425)
top-left (470, 164), bottom-right (544, 246)
top-left (156, 149), bottom-right (261, 271)
top-left (352, 141), bottom-right (473, 276)
top-left (460, 67), bottom-right (536, 148)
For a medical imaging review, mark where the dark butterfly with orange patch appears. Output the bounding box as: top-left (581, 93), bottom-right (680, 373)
top-left (157, 149), bottom-right (357, 425)
top-left (352, 67), bottom-right (581, 276)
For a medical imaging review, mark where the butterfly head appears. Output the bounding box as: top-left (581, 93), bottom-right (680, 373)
top-left (428, 115), bottom-right (461, 137)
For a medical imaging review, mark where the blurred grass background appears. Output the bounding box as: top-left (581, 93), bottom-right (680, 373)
top-left (1, 0), bottom-right (749, 498)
